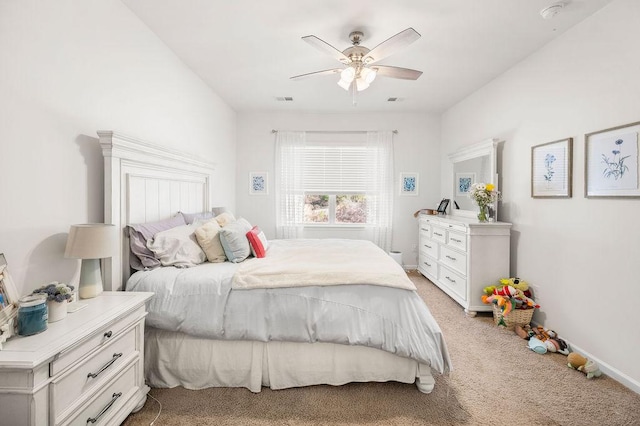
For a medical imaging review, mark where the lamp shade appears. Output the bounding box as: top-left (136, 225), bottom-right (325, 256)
top-left (64, 224), bottom-right (116, 259)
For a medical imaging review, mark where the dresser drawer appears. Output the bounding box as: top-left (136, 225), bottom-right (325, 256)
top-left (440, 245), bottom-right (467, 275)
top-left (431, 226), bottom-right (446, 244)
top-left (438, 265), bottom-right (467, 301)
top-left (52, 326), bottom-right (138, 422)
top-left (50, 305), bottom-right (145, 377)
top-left (418, 254), bottom-right (437, 277)
top-left (62, 360), bottom-right (138, 426)
top-left (419, 238), bottom-right (438, 259)
top-left (447, 231), bottom-right (467, 252)
top-left (418, 221), bottom-right (431, 238)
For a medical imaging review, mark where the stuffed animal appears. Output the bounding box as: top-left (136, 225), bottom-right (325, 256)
top-left (533, 326), bottom-right (570, 355)
top-left (568, 353), bottom-right (602, 379)
top-left (528, 336), bottom-right (547, 354)
top-left (500, 277), bottom-right (529, 292)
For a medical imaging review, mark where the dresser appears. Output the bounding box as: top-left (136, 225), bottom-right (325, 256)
top-left (0, 291), bottom-right (153, 425)
top-left (417, 214), bottom-right (511, 316)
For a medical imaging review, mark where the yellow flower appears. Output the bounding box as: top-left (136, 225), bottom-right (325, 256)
top-left (486, 183), bottom-right (495, 191)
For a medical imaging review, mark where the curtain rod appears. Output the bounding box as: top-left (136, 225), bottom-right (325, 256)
top-left (271, 129), bottom-right (398, 135)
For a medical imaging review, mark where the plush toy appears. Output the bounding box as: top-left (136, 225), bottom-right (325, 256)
top-left (500, 277), bottom-right (529, 292)
top-left (568, 353), bottom-right (602, 379)
top-left (532, 326), bottom-right (570, 355)
top-left (528, 336), bottom-right (547, 354)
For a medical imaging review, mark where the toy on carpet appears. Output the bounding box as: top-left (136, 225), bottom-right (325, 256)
top-left (516, 325), bottom-right (570, 355)
top-left (568, 352), bottom-right (602, 379)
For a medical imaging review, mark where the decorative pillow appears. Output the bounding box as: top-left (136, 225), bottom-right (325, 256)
top-left (246, 226), bottom-right (268, 258)
top-left (181, 211), bottom-right (215, 225)
top-left (146, 223), bottom-right (206, 268)
top-left (215, 211), bottom-right (236, 227)
top-left (219, 218), bottom-right (252, 263)
top-left (195, 219), bottom-right (226, 263)
top-left (128, 213), bottom-right (186, 270)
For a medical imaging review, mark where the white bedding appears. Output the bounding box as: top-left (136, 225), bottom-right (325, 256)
top-left (233, 239), bottom-right (416, 291)
top-left (127, 239), bottom-right (452, 374)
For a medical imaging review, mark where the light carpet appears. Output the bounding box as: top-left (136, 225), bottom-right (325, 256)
top-left (123, 271), bottom-right (640, 426)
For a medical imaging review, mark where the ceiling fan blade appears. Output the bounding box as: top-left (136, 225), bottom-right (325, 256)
top-left (302, 35), bottom-right (351, 64)
top-left (290, 68), bottom-right (343, 80)
top-left (364, 28), bottom-right (421, 65)
top-left (371, 65), bottom-right (422, 80)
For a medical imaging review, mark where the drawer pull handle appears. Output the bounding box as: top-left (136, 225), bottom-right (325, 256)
top-left (451, 238), bottom-right (461, 243)
top-left (445, 276), bottom-right (456, 283)
top-left (434, 232), bottom-right (443, 237)
top-left (104, 331), bottom-right (113, 339)
top-left (423, 261), bottom-right (431, 267)
top-left (420, 228), bottom-right (428, 231)
top-left (424, 244), bottom-right (432, 249)
top-left (87, 392), bottom-right (122, 424)
top-left (446, 255), bottom-right (457, 261)
top-left (87, 353), bottom-right (123, 379)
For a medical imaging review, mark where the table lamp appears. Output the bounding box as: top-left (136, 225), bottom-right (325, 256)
top-left (64, 224), bottom-right (116, 299)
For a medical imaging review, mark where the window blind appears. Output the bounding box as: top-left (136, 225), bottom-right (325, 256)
top-left (299, 144), bottom-right (371, 193)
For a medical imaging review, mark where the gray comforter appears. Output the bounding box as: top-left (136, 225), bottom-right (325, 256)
top-left (127, 244), bottom-right (452, 374)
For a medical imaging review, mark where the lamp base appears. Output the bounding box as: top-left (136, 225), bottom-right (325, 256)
top-left (79, 258), bottom-right (104, 299)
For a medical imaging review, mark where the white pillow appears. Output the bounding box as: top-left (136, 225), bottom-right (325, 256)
top-left (146, 224), bottom-right (206, 267)
top-left (195, 219), bottom-right (226, 263)
top-left (215, 212), bottom-right (236, 227)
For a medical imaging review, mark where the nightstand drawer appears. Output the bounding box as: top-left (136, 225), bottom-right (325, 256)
top-left (50, 305), bottom-right (145, 376)
top-left (438, 265), bottom-right (467, 301)
top-left (62, 360), bottom-right (138, 426)
top-left (418, 223), bottom-right (431, 238)
top-left (440, 246), bottom-right (467, 275)
top-left (419, 239), bottom-right (438, 259)
top-left (51, 326), bottom-right (137, 423)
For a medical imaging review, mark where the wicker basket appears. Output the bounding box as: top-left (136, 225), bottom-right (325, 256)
top-left (492, 304), bottom-right (534, 330)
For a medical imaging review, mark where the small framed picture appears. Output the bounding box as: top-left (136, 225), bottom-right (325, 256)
top-left (585, 121), bottom-right (640, 198)
top-left (249, 172), bottom-right (268, 195)
top-left (455, 172), bottom-right (476, 196)
top-left (436, 198), bottom-right (450, 214)
top-left (399, 172), bottom-right (419, 196)
top-left (531, 138), bottom-right (573, 198)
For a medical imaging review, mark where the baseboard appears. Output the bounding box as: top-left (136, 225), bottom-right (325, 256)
top-left (403, 264), bottom-right (417, 271)
top-left (532, 320), bottom-right (640, 394)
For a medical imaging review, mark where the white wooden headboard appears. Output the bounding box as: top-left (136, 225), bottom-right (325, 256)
top-left (99, 131), bottom-right (215, 291)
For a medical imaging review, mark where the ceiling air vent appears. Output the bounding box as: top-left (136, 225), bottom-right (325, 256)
top-left (276, 96), bottom-right (294, 102)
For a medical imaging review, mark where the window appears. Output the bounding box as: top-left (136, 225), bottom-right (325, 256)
top-left (276, 131), bottom-right (394, 250)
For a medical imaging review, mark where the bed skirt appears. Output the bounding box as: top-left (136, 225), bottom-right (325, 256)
top-left (144, 327), bottom-right (436, 393)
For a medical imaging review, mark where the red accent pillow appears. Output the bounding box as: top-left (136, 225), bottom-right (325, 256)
top-left (246, 226), bottom-right (268, 258)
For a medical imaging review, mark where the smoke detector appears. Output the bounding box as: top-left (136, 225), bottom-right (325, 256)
top-left (540, 2), bottom-right (565, 20)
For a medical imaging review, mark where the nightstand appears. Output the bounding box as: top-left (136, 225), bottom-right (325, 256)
top-left (0, 291), bottom-right (153, 425)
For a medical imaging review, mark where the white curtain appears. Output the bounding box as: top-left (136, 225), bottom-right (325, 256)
top-left (275, 131), bottom-right (306, 239)
top-left (366, 131), bottom-right (394, 251)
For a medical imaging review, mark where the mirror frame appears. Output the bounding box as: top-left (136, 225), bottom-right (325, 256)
top-left (448, 138), bottom-right (500, 219)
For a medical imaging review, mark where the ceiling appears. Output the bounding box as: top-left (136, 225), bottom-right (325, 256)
top-left (123, 0), bottom-right (613, 114)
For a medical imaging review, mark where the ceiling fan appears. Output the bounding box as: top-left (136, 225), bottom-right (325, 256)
top-left (291, 28), bottom-right (423, 93)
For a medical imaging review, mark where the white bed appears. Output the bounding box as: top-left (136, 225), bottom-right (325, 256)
top-left (99, 130), bottom-right (451, 393)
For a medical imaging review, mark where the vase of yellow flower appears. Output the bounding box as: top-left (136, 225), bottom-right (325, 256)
top-left (469, 183), bottom-right (501, 222)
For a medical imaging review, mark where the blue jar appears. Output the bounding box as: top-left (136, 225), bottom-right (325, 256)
top-left (17, 295), bottom-right (48, 336)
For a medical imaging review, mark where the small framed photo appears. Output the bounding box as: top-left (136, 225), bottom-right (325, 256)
top-left (585, 121), bottom-right (640, 198)
top-left (531, 138), bottom-right (573, 198)
top-left (436, 198), bottom-right (450, 214)
top-left (249, 172), bottom-right (268, 195)
top-left (455, 173), bottom-right (476, 196)
top-left (399, 172), bottom-right (419, 196)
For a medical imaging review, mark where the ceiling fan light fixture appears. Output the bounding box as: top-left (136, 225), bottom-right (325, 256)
top-left (361, 67), bottom-right (377, 84)
top-left (340, 67), bottom-right (356, 83)
top-left (337, 78), bottom-right (351, 91)
top-left (355, 78), bottom-right (370, 92)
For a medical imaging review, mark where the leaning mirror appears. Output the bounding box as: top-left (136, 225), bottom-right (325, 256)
top-left (448, 139), bottom-right (500, 218)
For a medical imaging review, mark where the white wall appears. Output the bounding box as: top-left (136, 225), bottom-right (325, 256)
top-left (441, 0), bottom-right (640, 391)
top-left (0, 0), bottom-right (236, 296)
top-left (236, 112), bottom-right (441, 267)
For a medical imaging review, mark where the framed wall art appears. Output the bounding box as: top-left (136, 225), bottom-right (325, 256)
top-left (249, 172), bottom-right (268, 195)
top-left (399, 172), bottom-right (419, 196)
top-left (585, 121), bottom-right (640, 198)
top-left (455, 172), bottom-right (476, 196)
top-left (531, 138), bottom-right (573, 198)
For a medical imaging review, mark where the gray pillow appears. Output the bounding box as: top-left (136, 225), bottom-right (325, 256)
top-left (127, 213), bottom-right (186, 270)
top-left (146, 224), bottom-right (206, 267)
top-left (181, 211), bottom-right (215, 225)
top-left (219, 218), bottom-right (252, 263)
